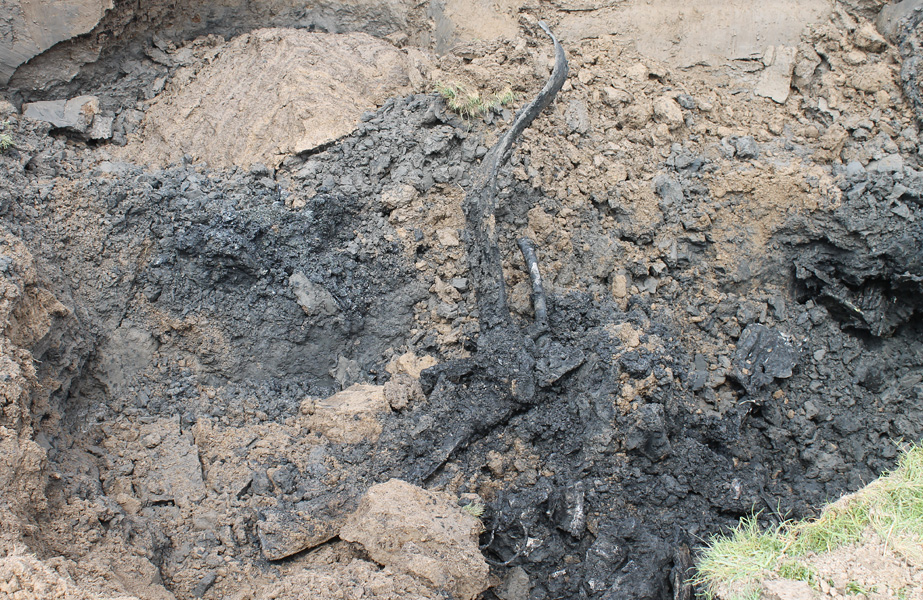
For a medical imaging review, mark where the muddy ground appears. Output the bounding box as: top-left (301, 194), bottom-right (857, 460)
top-left (1, 0), bottom-right (922, 599)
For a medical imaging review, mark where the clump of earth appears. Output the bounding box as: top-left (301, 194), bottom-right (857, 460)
top-left (0, 0), bottom-right (922, 599)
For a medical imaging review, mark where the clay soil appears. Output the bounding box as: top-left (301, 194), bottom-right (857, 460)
top-left (0, 0), bottom-right (922, 599)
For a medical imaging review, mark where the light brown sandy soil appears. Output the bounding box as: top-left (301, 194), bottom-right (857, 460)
top-left (1, 0), bottom-right (921, 599)
top-left (117, 29), bottom-right (426, 169)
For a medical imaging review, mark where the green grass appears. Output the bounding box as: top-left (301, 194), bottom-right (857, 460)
top-left (694, 443), bottom-right (923, 599)
top-left (0, 120), bottom-right (13, 152)
top-left (692, 516), bottom-right (787, 599)
top-left (435, 82), bottom-right (517, 119)
top-left (461, 501), bottom-right (485, 518)
top-left (777, 560), bottom-right (818, 587)
top-left (786, 495), bottom-right (870, 555)
top-left (845, 581), bottom-right (877, 596)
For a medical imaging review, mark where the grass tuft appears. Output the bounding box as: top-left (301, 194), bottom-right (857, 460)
top-left (777, 561), bottom-right (818, 587)
top-left (0, 120), bottom-right (13, 152)
top-left (435, 82), bottom-right (517, 119)
top-left (693, 515), bottom-right (786, 598)
top-left (694, 443), bottom-right (923, 599)
top-left (845, 581), bottom-right (877, 596)
top-left (461, 502), bottom-right (485, 518)
top-left (786, 496), bottom-right (870, 555)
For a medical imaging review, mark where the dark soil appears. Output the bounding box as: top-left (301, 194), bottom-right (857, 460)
top-left (1, 5), bottom-right (922, 600)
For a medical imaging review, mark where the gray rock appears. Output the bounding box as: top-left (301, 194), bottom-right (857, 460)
top-left (877, 0), bottom-right (923, 41)
top-left (89, 114), bottom-right (114, 139)
top-left (251, 470), bottom-right (272, 495)
top-left (690, 353), bottom-right (708, 391)
top-left (565, 99), bottom-right (590, 134)
top-left (0, 0), bottom-right (112, 84)
top-left (22, 96), bottom-right (100, 133)
top-left (869, 153), bottom-right (904, 173)
top-left (551, 481), bottom-right (587, 537)
top-left (624, 403), bottom-right (671, 460)
top-left (653, 174), bottom-right (683, 208)
top-left (329, 355), bottom-right (360, 389)
top-left (192, 572), bottom-right (217, 598)
top-left (289, 271), bottom-right (338, 317)
top-left (536, 341), bottom-right (586, 387)
top-left (845, 160), bottom-right (866, 178)
top-left (676, 94), bottom-right (696, 110)
top-left (496, 567), bottom-right (531, 600)
top-left (733, 136), bottom-right (760, 159)
top-left (450, 277), bottom-right (468, 291)
top-left (731, 324), bottom-right (800, 394)
top-left (257, 502), bottom-right (346, 561)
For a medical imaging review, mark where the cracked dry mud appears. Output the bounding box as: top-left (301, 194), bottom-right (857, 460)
top-left (0, 0), bottom-right (922, 599)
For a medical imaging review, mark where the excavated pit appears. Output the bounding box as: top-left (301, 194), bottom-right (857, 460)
top-left (1, 1), bottom-right (923, 599)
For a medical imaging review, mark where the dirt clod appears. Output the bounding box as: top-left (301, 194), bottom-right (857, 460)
top-left (340, 479), bottom-right (490, 600)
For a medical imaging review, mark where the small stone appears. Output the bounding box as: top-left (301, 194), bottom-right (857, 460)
top-left (258, 503), bottom-right (344, 560)
top-left (290, 272), bottom-right (338, 317)
top-left (690, 354), bottom-right (708, 392)
top-left (248, 162), bottom-right (270, 176)
top-left (436, 228), bottom-right (460, 247)
top-left (731, 324), bottom-right (800, 395)
top-left (340, 479), bottom-right (489, 600)
top-left (307, 384), bottom-right (389, 444)
top-left (852, 62), bottom-right (894, 93)
top-left (733, 136), bottom-right (760, 159)
top-left (875, 89), bottom-right (892, 107)
top-left (142, 433), bottom-right (162, 448)
top-left (251, 470), bottom-right (272, 495)
top-left (755, 45), bottom-right (797, 104)
top-left (383, 374), bottom-right (424, 411)
top-left (496, 566), bottom-right (530, 600)
top-left (843, 49), bottom-right (867, 65)
top-left (676, 94), bottom-right (696, 110)
top-left (652, 96), bottom-right (684, 130)
top-left (763, 577), bottom-right (815, 600)
top-left (193, 511), bottom-right (219, 531)
top-left (565, 99), bottom-right (590, 134)
top-left (853, 22), bottom-right (887, 53)
top-left (804, 401), bottom-right (819, 420)
top-left (653, 174), bottom-right (684, 207)
top-left (611, 273), bottom-right (628, 299)
top-left (852, 127), bottom-right (871, 141)
top-left (869, 154), bottom-right (904, 173)
top-left (624, 403), bottom-right (671, 460)
top-left (845, 160), bottom-right (866, 178)
top-left (88, 114), bottom-right (114, 140)
top-left (551, 481), bottom-right (586, 536)
top-left (626, 62), bottom-right (649, 80)
top-left (603, 87), bottom-right (632, 106)
top-left (192, 572), bottom-right (217, 598)
top-left (892, 203), bottom-right (912, 218)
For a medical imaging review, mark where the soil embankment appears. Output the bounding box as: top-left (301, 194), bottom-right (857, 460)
top-left (0, 0), bottom-right (922, 598)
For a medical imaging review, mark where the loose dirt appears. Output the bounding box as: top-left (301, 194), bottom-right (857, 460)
top-left (0, 0), bottom-right (921, 599)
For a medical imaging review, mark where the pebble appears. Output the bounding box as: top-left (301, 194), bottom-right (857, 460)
top-left (733, 136), bottom-right (760, 159)
top-left (653, 96), bottom-right (684, 130)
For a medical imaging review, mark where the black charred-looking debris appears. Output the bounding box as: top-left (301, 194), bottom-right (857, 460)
top-left (517, 237), bottom-right (548, 327)
top-left (463, 20), bottom-right (568, 334)
top-left (730, 323), bottom-right (800, 395)
top-left (778, 159), bottom-right (923, 337)
top-left (896, 8), bottom-right (923, 127)
top-left (372, 22), bottom-right (568, 485)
